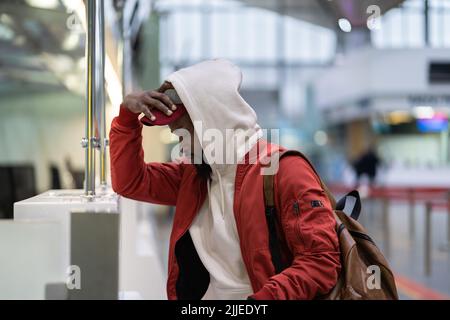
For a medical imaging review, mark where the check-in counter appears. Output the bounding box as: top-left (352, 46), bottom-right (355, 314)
top-left (7, 189), bottom-right (166, 299)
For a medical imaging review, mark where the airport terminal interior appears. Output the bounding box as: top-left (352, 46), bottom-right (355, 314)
top-left (0, 0), bottom-right (449, 300)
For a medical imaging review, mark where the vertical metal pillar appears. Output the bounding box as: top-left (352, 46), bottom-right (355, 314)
top-left (409, 189), bottom-right (415, 241)
top-left (121, 0), bottom-right (135, 96)
top-left (276, 0), bottom-right (286, 120)
top-left (424, 0), bottom-right (430, 46)
top-left (83, 0), bottom-right (99, 196)
top-left (382, 198), bottom-right (391, 259)
top-left (447, 192), bottom-right (450, 247)
top-left (96, 0), bottom-right (107, 187)
top-left (201, 6), bottom-right (211, 60)
top-left (83, 0), bottom-right (107, 195)
top-left (122, 38), bottom-right (133, 95)
top-left (424, 202), bottom-right (432, 276)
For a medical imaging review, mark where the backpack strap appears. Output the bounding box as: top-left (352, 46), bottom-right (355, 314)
top-left (272, 151), bottom-right (361, 220)
top-left (263, 150), bottom-right (336, 210)
top-left (335, 190), bottom-right (361, 221)
top-left (263, 150), bottom-right (337, 274)
top-left (263, 156), bottom-right (284, 273)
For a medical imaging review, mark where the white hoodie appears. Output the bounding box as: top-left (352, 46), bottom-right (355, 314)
top-left (166, 59), bottom-right (262, 299)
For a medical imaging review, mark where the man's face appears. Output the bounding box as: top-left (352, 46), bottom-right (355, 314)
top-left (157, 81), bottom-right (195, 142)
top-left (169, 112), bottom-right (201, 162)
top-left (159, 80), bottom-right (196, 161)
top-left (168, 112), bottom-right (194, 144)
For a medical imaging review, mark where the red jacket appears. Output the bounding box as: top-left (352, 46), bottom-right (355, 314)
top-left (110, 107), bottom-right (341, 300)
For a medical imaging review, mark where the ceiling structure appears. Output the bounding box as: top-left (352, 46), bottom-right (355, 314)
top-left (240, 0), bottom-right (407, 28)
top-left (0, 0), bottom-right (407, 98)
top-left (0, 0), bottom-right (85, 96)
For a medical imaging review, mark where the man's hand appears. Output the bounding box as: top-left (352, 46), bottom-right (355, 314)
top-left (122, 81), bottom-right (177, 121)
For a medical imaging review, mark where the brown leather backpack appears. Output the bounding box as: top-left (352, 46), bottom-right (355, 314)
top-left (263, 150), bottom-right (399, 300)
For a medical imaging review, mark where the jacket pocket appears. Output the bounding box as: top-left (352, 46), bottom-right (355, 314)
top-left (293, 200), bottom-right (309, 251)
top-left (293, 198), bottom-right (326, 252)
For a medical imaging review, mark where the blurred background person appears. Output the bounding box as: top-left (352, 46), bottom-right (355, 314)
top-left (353, 146), bottom-right (381, 188)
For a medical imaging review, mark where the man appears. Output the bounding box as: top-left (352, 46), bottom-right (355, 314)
top-left (110, 59), bottom-right (340, 300)
top-left (353, 146), bottom-right (381, 188)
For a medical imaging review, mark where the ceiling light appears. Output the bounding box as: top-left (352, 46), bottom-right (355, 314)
top-left (62, 33), bottom-right (80, 51)
top-left (0, 14), bottom-right (13, 25)
top-left (314, 130), bottom-right (328, 146)
top-left (25, 0), bottom-right (59, 9)
top-left (338, 18), bottom-right (352, 33)
top-left (0, 23), bottom-right (14, 40)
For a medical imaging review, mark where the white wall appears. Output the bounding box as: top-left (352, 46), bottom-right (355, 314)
top-left (314, 47), bottom-right (450, 110)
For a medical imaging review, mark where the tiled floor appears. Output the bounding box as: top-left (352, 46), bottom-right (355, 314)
top-left (360, 199), bottom-right (450, 299)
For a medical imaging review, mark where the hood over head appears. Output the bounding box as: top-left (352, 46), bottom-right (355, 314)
top-left (166, 59), bottom-right (262, 172)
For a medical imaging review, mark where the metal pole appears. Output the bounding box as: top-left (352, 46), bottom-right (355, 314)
top-left (83, 0), bottom-right (108, 193)
top-left (122, 23), bottom-right (133, 95)
top-left (382, 198), bottom-right (390, 259)
top-left (447, 192), bottom-right (450, 246)
top-left (424, 0), bottom-right (430, 46)
top-left (96, 0), bottom-right (108, 187)
top-left (276, 0), bottom-right (286, 109)
top-left (409, 189), bottom-right (415, 241)
top-left (121, 0), bottom-right (134, 96)
top-left (83, 0), bottom-right (99, 196)
top-left (425, 201), bottom-right (432, 276)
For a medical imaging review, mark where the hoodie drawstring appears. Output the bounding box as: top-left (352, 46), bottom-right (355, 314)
top-left (216, 170), bottom-right (226, 220)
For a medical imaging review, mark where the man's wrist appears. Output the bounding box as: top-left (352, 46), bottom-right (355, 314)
top-left (117, 104), bottom-right (141, 128)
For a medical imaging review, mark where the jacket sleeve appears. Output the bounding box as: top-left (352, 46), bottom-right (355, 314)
top-left (251, 156), bottom-right (341, 300)
top-left (109, 105), bottom-right (183, 206)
